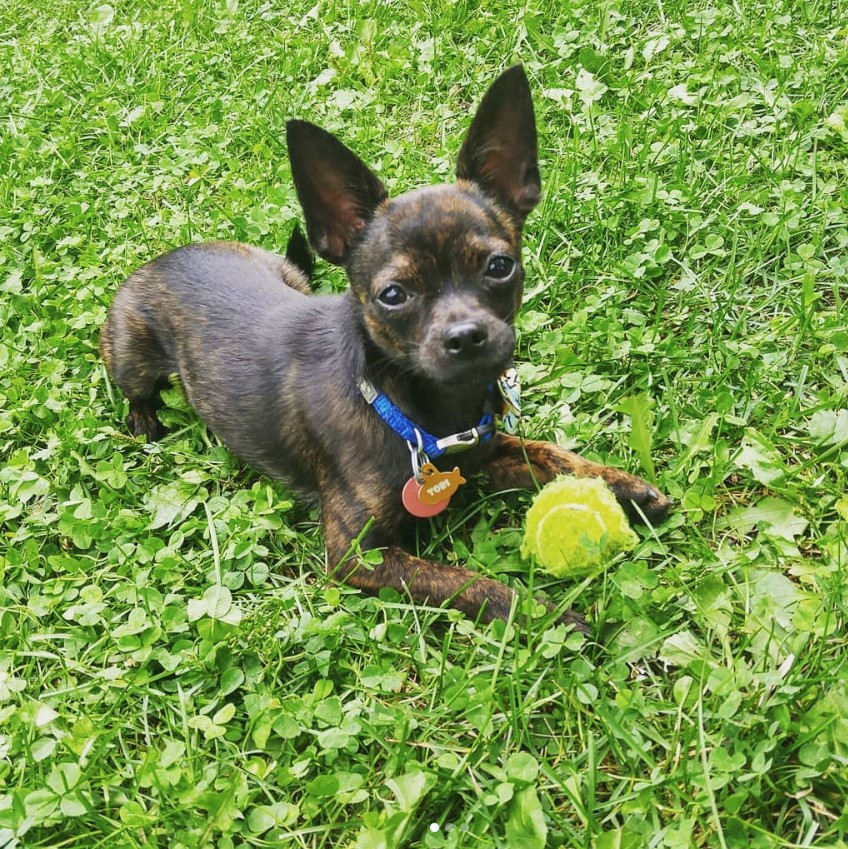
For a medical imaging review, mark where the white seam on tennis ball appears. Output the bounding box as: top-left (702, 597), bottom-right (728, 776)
top-left (535, 503), bottom-right (607, 556)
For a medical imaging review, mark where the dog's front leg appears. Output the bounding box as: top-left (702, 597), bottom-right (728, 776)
top-left (482, 433), bottom-right (671, 525)
top-left (319, 491), bottom-right (586, 630)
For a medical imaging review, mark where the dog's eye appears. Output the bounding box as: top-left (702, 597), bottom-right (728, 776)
top-left (377, 285), bottom-right (408, 307)
top-left (486, 255), bottom-right (516, 280)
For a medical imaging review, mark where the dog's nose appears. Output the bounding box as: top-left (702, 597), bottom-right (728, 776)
top-left (444, 321), bottom-right (489, 356)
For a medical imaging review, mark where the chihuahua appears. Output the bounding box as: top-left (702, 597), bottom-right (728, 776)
top-left (100, 66), bottom-right (670, 630)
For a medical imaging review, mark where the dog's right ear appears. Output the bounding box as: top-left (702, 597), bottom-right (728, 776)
top-left (286, 121), bottom-right (388, 266)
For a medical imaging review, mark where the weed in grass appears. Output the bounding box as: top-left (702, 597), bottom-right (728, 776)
top-left (1, 0), bottom-right (847, 847)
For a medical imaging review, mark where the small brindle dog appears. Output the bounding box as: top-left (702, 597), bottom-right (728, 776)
top-left (100, 66), bottom-right (670, 630)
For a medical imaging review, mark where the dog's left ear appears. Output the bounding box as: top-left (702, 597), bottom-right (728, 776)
top-left (456, 65), bottom-right (541, 221)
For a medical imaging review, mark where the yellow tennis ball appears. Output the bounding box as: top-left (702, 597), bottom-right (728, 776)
top-left (521, 476), bottom-right (639, 578)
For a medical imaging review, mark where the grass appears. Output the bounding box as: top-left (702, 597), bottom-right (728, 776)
top-left (1, 0), bottom-right (847, 846)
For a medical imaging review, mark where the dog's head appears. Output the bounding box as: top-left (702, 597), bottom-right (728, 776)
top-left (287, 66), bottom-right (540, 389)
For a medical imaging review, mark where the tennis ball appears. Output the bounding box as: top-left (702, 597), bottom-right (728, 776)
top-left (521, 476), bottom-right (639, 578)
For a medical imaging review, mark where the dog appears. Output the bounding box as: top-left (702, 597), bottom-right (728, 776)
top-left (100, 66), bottom-right (671, 631)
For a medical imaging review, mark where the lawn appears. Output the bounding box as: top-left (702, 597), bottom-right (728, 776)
top-left (1, 0), bottom-right (847, 846)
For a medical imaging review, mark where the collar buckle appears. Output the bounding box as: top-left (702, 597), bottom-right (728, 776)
top-left (435, 428), bottom-right (480, 454)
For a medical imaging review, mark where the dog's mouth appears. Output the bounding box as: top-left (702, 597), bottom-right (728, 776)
top-left (416, 325), bottom-right (515, 389)
top-left (429, 358), bottom-right (510, 388)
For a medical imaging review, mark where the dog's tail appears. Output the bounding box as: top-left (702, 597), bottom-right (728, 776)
top-left (285, 224), bottom-right (315, 281)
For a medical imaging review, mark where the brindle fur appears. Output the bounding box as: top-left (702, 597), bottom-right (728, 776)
top-left (100, 67), bottom-right (671, 631)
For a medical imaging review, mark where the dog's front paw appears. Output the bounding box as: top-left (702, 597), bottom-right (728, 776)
top-left (604, 470), bottom-right (672, 525)
top-left (126, 406), bottom-right (168, 442)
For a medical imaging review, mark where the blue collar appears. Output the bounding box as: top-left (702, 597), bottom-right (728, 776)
top-left (357, 377), bottom-right (497, 459)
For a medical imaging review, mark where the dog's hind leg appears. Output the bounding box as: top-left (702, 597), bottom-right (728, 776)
top-left (100, 296), bottom-right (173, 442)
